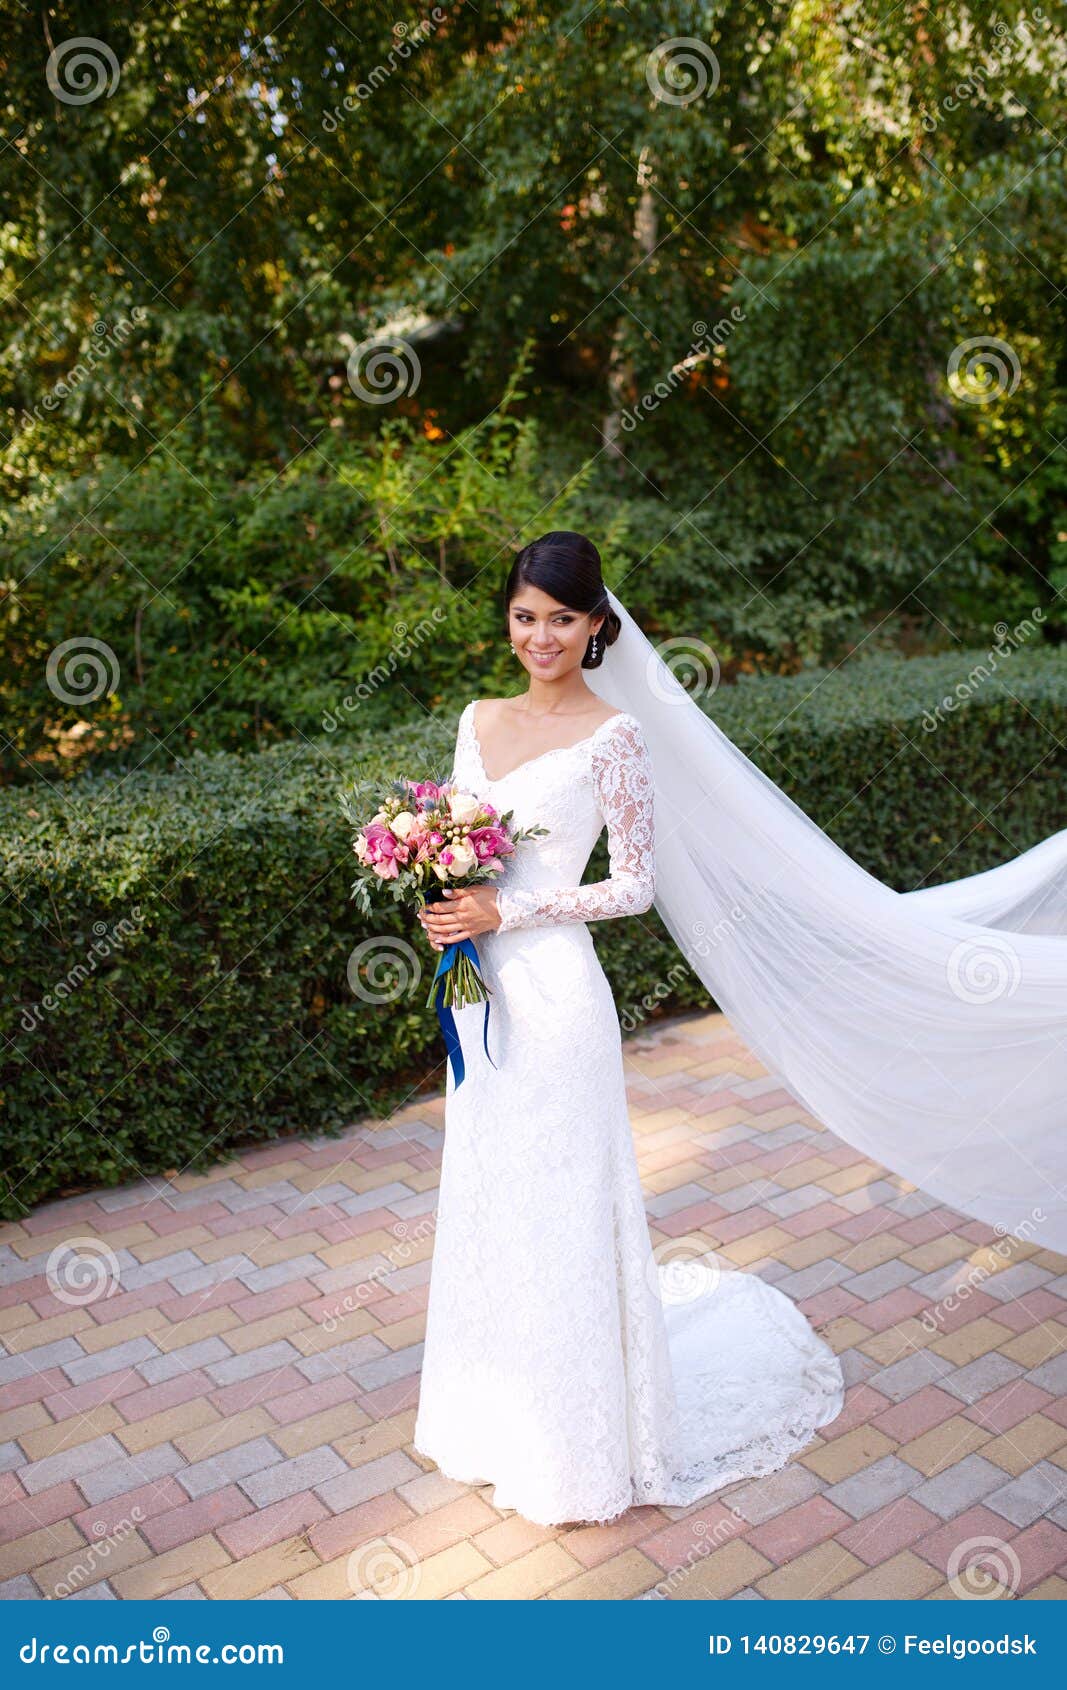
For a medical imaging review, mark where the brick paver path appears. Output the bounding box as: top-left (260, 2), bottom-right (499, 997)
top-left (2, 1010), bottom-right (1066, 1600)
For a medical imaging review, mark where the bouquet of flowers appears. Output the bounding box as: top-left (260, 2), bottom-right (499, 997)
top-left (339, 774), bottom-right (547, 1013)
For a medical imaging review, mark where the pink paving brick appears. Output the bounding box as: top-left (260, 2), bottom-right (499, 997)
top-left (149, 1203), bottom-right (231, 1236)
top-left (872, 1385), bottom-right (963, 1442)
top-left (228, 1281), bottom-right (316, 1324)
top-left (561, 1507), bottom-right (670, 1569)
top-left (830, 1207), bottom-right (901, 1242)
top-left (216, 1490), bottom-right (330, 1557)
top-left (913, 1506), bottom-right (1021, 1577)
top-left (797, 1286), bottom-right (864, 1324)
top-left (0, 1482), bottom-right (84, 1546)
top-left (269, 1208), bottom-right (347, 1240)
top-left (158, 1283), bottom-right (245, 1322)
top-left (916, 1289), bottom-right (1001, 1334)
top-left (1011, 1519), bottom-right (1067, 1594)
top-left (208, 1368), bottom-right (308, 1417)
top-left (779, 1201), bottom-right (853, 1239)
top-left (964, 1380), bottom-right (1055, 1435)
top-left (208, 1204), bottom-right (286, 1237)
top-left (656, 1200), bottom-right (729, 1238)
top-left (954, 1218), bottom-right (1004, 1246)
top-left (263, 1374), bottom-right (355, 1426)
top-left (640, 1501), bottom-right (751, 1572)
top-left (0, 1367), bottom-right (70, 1409)
top-left (1, 1275), bottom-right (49, 1311)
top-left (819, 1383), bottom-right (894, 1439)
top-left (745, 1089), bottom-right (799, 1114)
top-left (1038, 1397), bottom-right (1067, 1431)
top-left (306, 1490), bottom-right (417, 1560)
top-left (835, 1498), bottom-right (943, 1566)
top-left (851, 1286), bottom-right (929, 1333)
top-left (0, 1472), bottom-right (28, 1508)
top-left (72, 1477), bottom-right (188, 1542)
top-left (118, 1368), bottom-right (214, 1423)
top-left (22, 1200), bottom-right (106, 1233)
top-left (686, 1091), bottom-right (746, 1116)
top-left (237, 1143), bottom-right (309, 1170)
top-left (893, 1212), bottom-right (960, 1246)
top-left (141, 1484), bottom-right (257, 1553)
top-left (746, 1495), bottom-right (855, 1565)
top-left (368, 1288), bottom-right (428, 1326)
top-left (991, 1289), bottom-right (1067, 1333)
top-left (45, 1370), bottom-right (148, 1420)
top-left (357, 1376), bottom-right (421, 1421)
top-left (89, 1282), bottom-right (174, 1325)
top-left (706, 1206), bottom-right (779, 1244)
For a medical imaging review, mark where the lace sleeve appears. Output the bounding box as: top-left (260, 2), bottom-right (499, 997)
top-left (494, 715), bottom-right (656, 931)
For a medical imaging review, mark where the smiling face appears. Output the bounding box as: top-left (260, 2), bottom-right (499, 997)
top-left (507, 583), bottom-right (605, 679)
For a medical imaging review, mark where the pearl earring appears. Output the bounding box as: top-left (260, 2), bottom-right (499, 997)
top-left (509, 642), bottom-right (515, 653)
top-left (590, 634), bottom-right (598, 660)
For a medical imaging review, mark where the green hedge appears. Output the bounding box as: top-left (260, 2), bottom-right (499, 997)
top-left (2, 642), bottom-right (1065, 1217)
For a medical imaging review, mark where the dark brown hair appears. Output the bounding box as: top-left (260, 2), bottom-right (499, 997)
top-left (503, 531), bottom-right (621, 669)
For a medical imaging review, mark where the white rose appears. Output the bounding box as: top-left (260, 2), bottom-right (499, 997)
top-left (390, 810), bottom-right (417, 840)
top-left (447, 791), bottom-right (482, 825)
top-left (447, 841), bottom-right (477, 877)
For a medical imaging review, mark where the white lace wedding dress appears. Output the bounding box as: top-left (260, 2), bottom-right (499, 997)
top-left (411, 699), bottom-right (846, 1528)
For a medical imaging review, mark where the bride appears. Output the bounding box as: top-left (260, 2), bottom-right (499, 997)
top-left (410, 529), bottom-right (1067, 1529)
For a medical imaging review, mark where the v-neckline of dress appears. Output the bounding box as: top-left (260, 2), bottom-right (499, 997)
top-left (467, 700), bottom-right (629, 785)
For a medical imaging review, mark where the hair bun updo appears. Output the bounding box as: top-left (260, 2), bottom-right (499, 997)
top-left (504, 530), bottom-right (622, 670)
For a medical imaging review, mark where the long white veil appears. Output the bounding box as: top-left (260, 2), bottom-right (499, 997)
top-left (586, 588), bottom-right (1067, 1253)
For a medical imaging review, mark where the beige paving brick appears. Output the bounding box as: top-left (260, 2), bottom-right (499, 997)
top-left (660, 1538), bottom-right (775, 1600)
top-left (224, 1307), bottom-right (316, 1354)
top-left (899, 1235), bottom-right (975, 1273)
top-left (0, 1400), bottom-right (53, 1441)
top-left (980, 1414), bottom-right (1067, 1476)
top-left (775, 1232), bottom-right (853, 1271)
top-left (235, 1160), bottom-right (311, 1190)
top-left (547, 1547), bottom-right (664, 1600)
top-left (471, 1515), bottom-right (561, 1567)
top-left (338, 1411), bottom-right (417, 1466)
top-left (8, 1224), bottom-right (153, 1259)
top-left (819, 1164), bottom-right (884, 1197)
top-left (33, 1528), bottom-right (152, 1598)
top-left (465, 1541), bottom-right (583, 1599)
top-left (154, 1309), bottom-right (241, 1350)
top-left (129, 1227), bottom-right (213, 1264)
top-left (0, 1304), bottom-right (37, 1337)
top-left (3, 1308), bottom-right (94, 1351)
top-left (77, 1308), bottom-right (170, 1352)
top-left (998, 1324), bottom-right (1067, 1369)
top-left (201, 1535), bottom-right (320, 1599)
top-left (116, 1398), bottom-right (221, 1455)
top-left (272, 1402), bottom-right (370, 1458)
top-left (718, 1227), bottom-right (796, 1268)
top-left (196, 1228), bottom-right (276, 1264)
top-left (831, 1235), bottom-right (907, 1274)
top-left (19, 1405), bottom-right (124, 1461)
top-left (898, 1416), bottom-right (992, 1476)
top-left (833, 1550), bottom-right (944, 1600)
top-left (821, 1316), bottom-right (874, 1352)
top-left (757, 1540), bottom-right (867, 1599)
top-left (243, 1233), bottom-right (327, 1269)
top-left (766, 1159), bottom-right (840, 1192)
top-left (375, 1313), bottom-right (426, 1351)
top-left (112, 1532), bottom-right (233, 1598)
top-left (858, 1321), bottom-right (937, 1365)
top-left (173, 1407), bottom-right (275, 1462)
top-left (289, 1309), bottom-right (378, 1354)
top-left (801, 1425), bottom-right (897, 1482)
top-left (0, 1520), bottom-right (85, 1580)
top-left (928, 1317), bottom-right (1014, 1366)
top-left (1022, 1575), bottom-right (1067, 1600)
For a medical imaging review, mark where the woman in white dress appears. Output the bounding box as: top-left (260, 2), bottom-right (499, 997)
top-left (411, 531), bottom-right (846, 1528)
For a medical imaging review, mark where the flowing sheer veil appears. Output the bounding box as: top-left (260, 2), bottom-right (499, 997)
top-left (585, 588), bottom-right (1067, 1253)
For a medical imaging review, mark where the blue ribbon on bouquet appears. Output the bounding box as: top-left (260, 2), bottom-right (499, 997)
top-left (430, 937), bottom-right (497, 1089)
